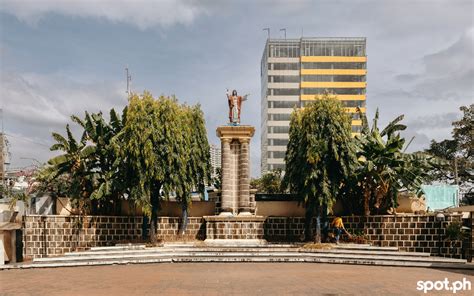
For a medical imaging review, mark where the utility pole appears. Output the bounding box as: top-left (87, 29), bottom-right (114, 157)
top-left (0, 109), bottom-right (4, 189)
top-left (125, 67), bottom-right (132, 97)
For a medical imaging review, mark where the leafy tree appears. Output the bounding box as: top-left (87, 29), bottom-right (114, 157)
top-left (251, 169), bottom-right (284, 194)
top-left (39, 110), bottom-right (126, 215)
top-left (176, 105), bottom-right (211, 235)
top-left (283, 96), bottom-right (355, 242)
top-left (40, 123), bottom-right (95, 214)
top-left (115, 92), bottom-right (210, 242)
top-left (343, 109), bottom-right (431, 215)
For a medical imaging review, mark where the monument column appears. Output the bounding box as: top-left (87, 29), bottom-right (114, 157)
top-left (220, 138), bottom-right (232, 216)
top-left (238, 138), bottom-right (251, 215)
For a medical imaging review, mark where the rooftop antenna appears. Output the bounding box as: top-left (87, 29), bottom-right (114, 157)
top-left (263, 28), bottom-right (270, 39)
top-left (125, 67), bottom-right (132, 97)
top-left (280, 28), bottom-right (286, 39)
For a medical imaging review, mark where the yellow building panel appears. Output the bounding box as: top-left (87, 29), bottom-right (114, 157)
top-left (301, 56), bottom-right (367, 63)
top-left (301, 94), bottom-right (366, 101)
top-left (351, 132), bottom-right (361, 138)
top-left (351, 120), bottom-right (362, 126)
top-left (345, 107), bottom-right (366, 113)
top-left (301, 81), bottom-right (366, 88)
top-left (301, 69), bottom-right (367, 75)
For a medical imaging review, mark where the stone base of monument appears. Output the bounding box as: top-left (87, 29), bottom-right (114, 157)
top-left (203, 215), bottom-right (267, 243)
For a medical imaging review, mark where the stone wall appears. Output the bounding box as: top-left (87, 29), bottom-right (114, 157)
top-left (264, 214), bottom-right (464, 258)
top-left (23, 214), bottom-right (466, 259)
top-left (23, 215), bottom-right (205, 259)
top-left (205, 216), bottom-right (265, 240)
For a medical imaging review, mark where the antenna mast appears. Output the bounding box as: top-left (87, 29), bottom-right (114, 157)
top-left (125, 67), bottom-right (132, 97)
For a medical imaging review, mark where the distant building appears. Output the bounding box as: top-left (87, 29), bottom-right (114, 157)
top-left (261, 37), bottom-right (367, 173)
top-left (210, 144), bottom-right (221, 180)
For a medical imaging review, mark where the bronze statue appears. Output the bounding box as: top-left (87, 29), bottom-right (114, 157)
top-left (226, 89), bottom-right (249, 125)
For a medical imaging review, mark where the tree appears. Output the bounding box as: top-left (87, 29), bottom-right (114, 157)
top-left (251, 169), bottom-right (284, 194)
top-left (283, 96), bottom-right (355, 242)
top-left (115, 92), bottom-right (210, 242)
top-left (176, 105), bottom-right (211, 235)
top-left (38, 110), bottom-right (126, 215)
top-left (344, 109), bottom-right (431, 215)
top-left (424, 104), bottom-right (473, 204)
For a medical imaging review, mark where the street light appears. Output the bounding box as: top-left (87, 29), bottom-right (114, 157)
top-left (435, 212), bottom-right (446, 256)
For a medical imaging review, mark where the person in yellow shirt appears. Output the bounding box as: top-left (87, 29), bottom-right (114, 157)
top-left (331, 217), bottom-right (351, 244)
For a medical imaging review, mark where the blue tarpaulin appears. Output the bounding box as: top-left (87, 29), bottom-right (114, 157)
top-left (421, 185), bottom-right (459, 211)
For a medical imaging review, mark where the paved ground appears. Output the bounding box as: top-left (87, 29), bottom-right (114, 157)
top-left (1, 263), bottom-right (473, 296)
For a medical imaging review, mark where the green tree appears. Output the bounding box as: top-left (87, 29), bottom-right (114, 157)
top-left (283, 96), bottom-right (355, 242)
top-left (115, 92), bottom-right (210, 242)
top-left (39, 110), bottom-right (126, 215)
top-left (251, 169), bottom-right (284, 194)
top-left (424, 104), bottom-right (473, 204)
top-left (176, 105), bottom-right (211, 235)
top-left (345, 109), bottom-right (431, 215)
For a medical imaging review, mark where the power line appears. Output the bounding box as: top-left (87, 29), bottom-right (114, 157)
top-left (4, 133), bottom-right (51, 148)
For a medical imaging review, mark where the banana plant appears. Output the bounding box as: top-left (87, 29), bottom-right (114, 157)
top-left (353, 108), bottom-right (431, 215)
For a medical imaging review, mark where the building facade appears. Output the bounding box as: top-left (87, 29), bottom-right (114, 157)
top-left (210, 144), bottom-right (222, 180)
top-left (261, 37), bottom-right (367, 173)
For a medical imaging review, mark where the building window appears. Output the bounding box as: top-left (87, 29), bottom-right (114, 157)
top-left (268, 75), bottom-right (300, 83)
top-left (268, 139), bottom-right (289, 146)
top-left (268, 114), bottom-right (291, 121)
top-left (270, 126), bottom-right (290, 134)
top-left (301, 75), bottom-right (365, 82)
top-left (301, 62), bottom-right (366, 69)
top-left (272, 89), bottom-right (300, 96)
top-left (342, 100), bottom-right (366, 108)
top-left (270, 63), bottom-right (300, 70)
top-left (268, 101), bottom-right (299, 108)
top-left (301, 88), bottom-right (365, 95)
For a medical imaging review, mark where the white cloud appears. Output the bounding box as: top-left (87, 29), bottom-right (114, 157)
top-left (0, 71), bottom-right (125, 169)
top-left (0, 0), bottom-right (210, 29)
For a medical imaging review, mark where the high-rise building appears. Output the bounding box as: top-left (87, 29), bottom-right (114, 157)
top-left (210, 144), bottom-right (222, 180)
top-left (261, 37), bottom-right (367, 173)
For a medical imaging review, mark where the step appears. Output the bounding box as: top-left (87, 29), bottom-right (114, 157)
top-left (33, 251), bottom-right (465, 265)
top-left (5, 255), bottom-right (472, 270)
top-left (63, 247), bottom-right (430, 258)
top-left (89, 245), bottom-right (146, 251)
top-left (333, 245), bottom-right (399, 251)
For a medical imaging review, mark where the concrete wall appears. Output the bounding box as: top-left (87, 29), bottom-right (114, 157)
top-left (256, 201), bottom-right (305, 217)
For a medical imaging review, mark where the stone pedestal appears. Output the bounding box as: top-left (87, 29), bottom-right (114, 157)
top-left (217, 125), bottom-right (255, 216)
top-left (204, 216), bottom-right (266, 241)
top-left (204, 125), bottom-right (266, 243)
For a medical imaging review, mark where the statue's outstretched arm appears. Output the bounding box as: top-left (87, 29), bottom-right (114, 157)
top-left (242, 94), bottom-right (250, 101)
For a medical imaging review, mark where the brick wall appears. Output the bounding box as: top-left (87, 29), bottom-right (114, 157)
top-left (264, 214), bottom-right (464, 258)
top-left (23, 215), bottom-right (205, 259)
top-left (23, 214), bottom-right (466, 259)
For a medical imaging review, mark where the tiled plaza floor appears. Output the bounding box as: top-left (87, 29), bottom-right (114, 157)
top-left (1, 263), bottom-right (473, 295)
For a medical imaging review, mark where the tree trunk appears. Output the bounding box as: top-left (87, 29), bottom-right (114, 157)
top-left (363, 181), bottom-right (371, 216)
top-left (304, 200), bottom-right (315, 241)
top-left (315, 215), bottom-right (321, 243)
top-left (321, 203), bottom-right (328, 242)
top-left (142, 214), bottom-right (148, 240)
top-left (180, 201), bottom-right (189, 236)
top-left (150, 193), bottom-right (159, 243)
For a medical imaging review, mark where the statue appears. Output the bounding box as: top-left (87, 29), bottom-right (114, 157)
top-left (226, 89), bottom-right (249, 125)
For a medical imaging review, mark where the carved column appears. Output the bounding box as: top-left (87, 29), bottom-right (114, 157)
top-left (220, 138), bottom-right (232, 216)
top-left (239, 138), bottom-right (251, 215)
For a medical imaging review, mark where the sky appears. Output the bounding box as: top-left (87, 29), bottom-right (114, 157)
top-left (0, 0), bottom-right (473, 177)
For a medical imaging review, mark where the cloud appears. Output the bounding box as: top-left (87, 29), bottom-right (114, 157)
top-left (0, 0), bottom-right (211, 29)
top-left (0, 71), bottom-right (125, 169)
